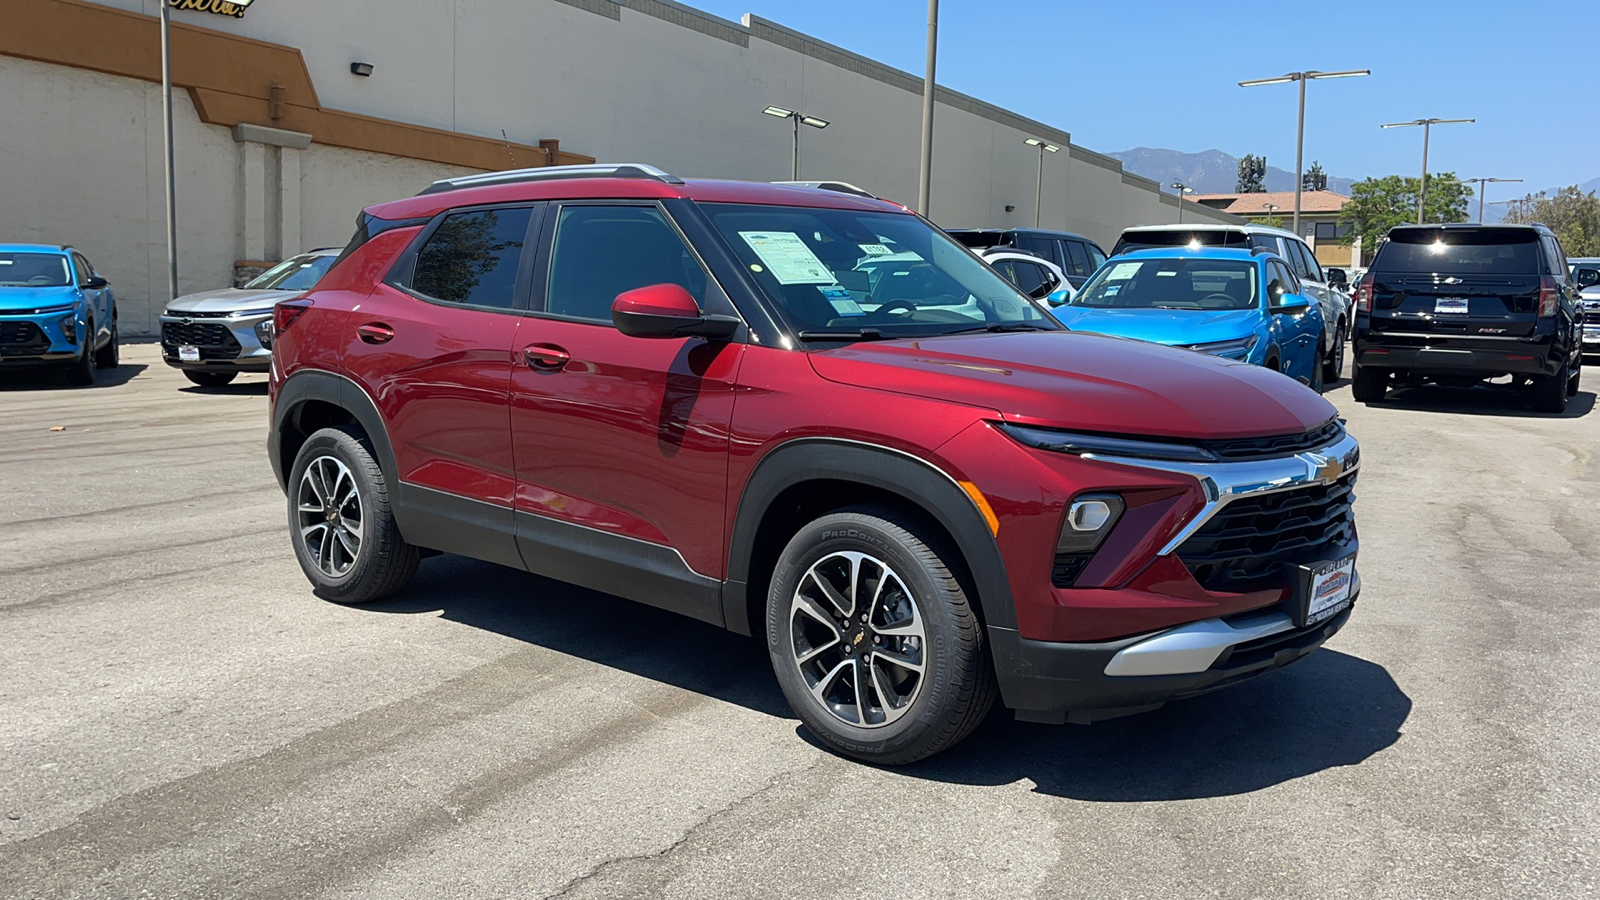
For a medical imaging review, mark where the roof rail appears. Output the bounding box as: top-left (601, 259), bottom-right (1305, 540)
top-left (772, 180), bottom-right (877, 199)
top-left (419, 163), bottom-right (685, 196)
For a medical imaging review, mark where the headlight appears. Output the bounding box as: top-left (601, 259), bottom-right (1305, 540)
top-left (230, 307), bottom-right (276, 319)
top-left (254, 319), bottom-right (274, 348)
top-left (998, 422), bottom-right (1218, 463)
top-left (1185, 335), bottom-right (1259, 358)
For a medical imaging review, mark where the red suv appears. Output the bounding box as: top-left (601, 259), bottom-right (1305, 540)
top-left (268, 164), bottom-right (1362, 764)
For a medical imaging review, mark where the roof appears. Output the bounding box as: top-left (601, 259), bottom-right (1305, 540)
top-left (1187, 190), bottom-right (1350, 215)
top-left (1117, 247), bottom-right (1269, 263)
top-left (0, 243), bottom-right (69, 254)
top-left (1121, 222), bottom-right (1299, 239)
top-left (945, 227), bottom-right (1097, 241)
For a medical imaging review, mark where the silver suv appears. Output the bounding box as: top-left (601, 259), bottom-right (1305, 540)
top-left (1112, 224), bottom-right (1352, 382)
top-left (160, 249), bottom-right (338, 387)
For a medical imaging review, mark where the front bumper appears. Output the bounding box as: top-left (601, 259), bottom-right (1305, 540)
top-left (0, 310), bottom-right (83, 364)
top-left (1582, 305), bottom-right (1600, 353)
top-left (159, 312), bottom-right (271, 372)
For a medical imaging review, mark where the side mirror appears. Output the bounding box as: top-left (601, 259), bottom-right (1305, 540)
top-left (84, 276), bottom-right (109, 289)
top-left (1046, 288), bottom-right (1073, 307)
top-left (611, 283), bottom-right (739, 340)
top-left (1326, 268), bottom-right (1347, 287)
top-left (1272, 293), bottom-right (1311, 314)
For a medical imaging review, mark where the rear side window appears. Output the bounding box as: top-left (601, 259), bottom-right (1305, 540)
top-left (1283, 240), bottom-right (1310, 279)
top-left (546, 205), bottom-right (707, 322)
top-left (1292, 240), bottom-right (1323, 283)
top-left (1062, 241), bottom-right (1091, 277)
top-left (1013, 235), bottom-right (1060, 267)
top-left (997, 259), bottom-right (1050, 294)
top-left (1541, 237), bottom-right (1567, 277)
top-left (1086, 243), bottom-right (1107, 270)
top-left (412, 207), bottom-right (533, 308)
top-left (1373, 229), bottom-right (1542, 275)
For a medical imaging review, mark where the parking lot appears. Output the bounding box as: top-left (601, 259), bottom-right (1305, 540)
top-left (2, 342), bottom-right (1598, 899)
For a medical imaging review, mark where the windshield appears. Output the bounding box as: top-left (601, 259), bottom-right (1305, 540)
top-left (0, 252), bottom-right (72, 287)
top-left (246, 254), bottom-right (336, 291)
top-left (1112, 230), bottom-right (1249, 256)
top-left (702, 203), bottom-right (1056, 339)
top-left (1069, 257), bottom-right (1259, 310)
top-left (1374, 229), bottom-right (1540, 275)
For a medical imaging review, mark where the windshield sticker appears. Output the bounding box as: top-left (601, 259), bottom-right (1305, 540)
top-left (738, 231), bottom-right (834, 284)
top-left (1106, 262), bottom-right (1142, 280)
top-left (858, 243), bottom-right (893, 256)
top-left (1156, 270), bottom-right (1177, 277)
top-left (818, 285), bottom-right (865, 316)
top-left (1103, 285), bottom-right (1121, 296)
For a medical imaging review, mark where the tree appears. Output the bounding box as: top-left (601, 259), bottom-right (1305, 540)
top-left (1259, 214), bottom-right (1286, 228)
top-left (1502, 186), bottom-right (1600, 256)
top-left (1236, 154), bottom-right (1267, 193)
top-left (1302, 161), bottom-right (1328, 192)
top-left (1338, 173), bottom-right (1472, 249)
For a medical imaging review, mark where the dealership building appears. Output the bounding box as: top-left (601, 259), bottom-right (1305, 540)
top-left (2, 0), bottom-right (1238, 334)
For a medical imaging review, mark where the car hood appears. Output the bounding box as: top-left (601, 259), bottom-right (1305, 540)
top-left (808, 330), bottom-right (1334, 440)
top-left (0, 286), bottom-right (79, 312)
top-left (1049, 307), bottom-right (1263, 347)
top-left (165, 287), bottom-right (300, 314)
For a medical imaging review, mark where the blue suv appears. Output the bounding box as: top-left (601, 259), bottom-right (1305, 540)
top-left (0, 244), bottom-right (119, 384)
top-left (1049, 247), bottom-right (1329, 391)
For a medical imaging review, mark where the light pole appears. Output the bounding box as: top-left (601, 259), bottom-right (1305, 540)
top-left (1461, 177), bottom-right (1523, 223)
top-left (1380, 118), bottom-right (1474, 223)
top-left (1239, 69), bottom-right (1369, 236)
top-left (917, 0), bottom-right (939, 217)
top-left (160, 1), bottom-right (178, 304)
top-left (761, 106), bottom-right (829, 181)
top-left (1025, 138), bottom-right (1060, 228)
top-left (1170, 182), bottom-right (1194, 224)
top-left (1263, 202), bottom-right (1280, 224)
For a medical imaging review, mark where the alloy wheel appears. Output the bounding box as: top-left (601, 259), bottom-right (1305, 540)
top-left (297, 455), bottom-right (364, 577)
top-left (788, 551), bottom-right (926, 728)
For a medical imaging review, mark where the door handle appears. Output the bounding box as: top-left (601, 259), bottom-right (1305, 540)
top-left (523, 344), bottom-right (570, 370)
top-left (357, 322), bottom-right (395, 344)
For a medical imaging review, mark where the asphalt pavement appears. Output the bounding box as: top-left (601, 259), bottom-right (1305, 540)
top-left (2, 342), bottom-right (1597, 899)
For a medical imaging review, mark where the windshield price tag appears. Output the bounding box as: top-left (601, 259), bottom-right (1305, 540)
top-left (818, 286), bottom-right (865, 316)
top-left (1106, 262), bottom-right (1142, 281)
top-left (739, 231), bottom-right (835, 285)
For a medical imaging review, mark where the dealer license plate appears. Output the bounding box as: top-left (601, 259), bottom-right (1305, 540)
top-left (1434, 297), bottom-right (1470, 314)
top-left (179, 345), bottom-right (200, 362)
top-left (1583, 331), bottom-right (1600, 344)
top-left (1304, 556), bottom-right (1356, 626)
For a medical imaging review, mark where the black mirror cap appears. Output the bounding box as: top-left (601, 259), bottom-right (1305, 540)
top-left (84, 276), bottom-right (109, 289)
top-left (613, 309), bottom-right (740, 341)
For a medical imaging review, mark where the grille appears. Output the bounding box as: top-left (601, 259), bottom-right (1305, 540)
top-left (1199, 420), bottom-right (1344, 461)
top-left (0, 321), bottom-right (49, 352)
top-left (1178, 472), bottom-right (1357, 593)
top-left (162, 321), bottom-right (241, 359)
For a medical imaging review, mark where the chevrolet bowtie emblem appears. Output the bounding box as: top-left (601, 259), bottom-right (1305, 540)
top-left (1311, 455), bottom-right (1344, 483)
top-left (852, 632), bottom-right (866, 646)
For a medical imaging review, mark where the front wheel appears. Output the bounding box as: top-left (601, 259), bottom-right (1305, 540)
top-left (766, 506), bottom-right (996, 765)
top-left (288, 426), bottom-right (420, 604)
top-left (1309, 344), bottom-right (1326, 394)
top-left (94, 320), bottom-right (119, 369)
top-left (1322, 325), bottom-right (1345, 383)
top-left (1351, 362), bottom-right (1387, 403)
top-left (64, 326), bottom-right (95, 386)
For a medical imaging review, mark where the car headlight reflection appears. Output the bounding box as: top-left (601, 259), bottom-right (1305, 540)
top-left (1186, 335), bottom-right (1259, 359)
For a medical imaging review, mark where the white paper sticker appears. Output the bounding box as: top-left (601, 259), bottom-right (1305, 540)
top-left (818, 286), bottom-right (864, 316)
top-left (1106, 262), bottom-right (1142, 281)
top-left (739, 231), bottom-right (835, 284)
top-left (858, 243), bottom-right (893, 256)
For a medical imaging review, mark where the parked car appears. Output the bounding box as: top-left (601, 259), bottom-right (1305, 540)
top-left (1051, 247), bottom-right (1329, 391)
top-left (946, 227), bottom-right (1107, 289)
top-left (160, 249), bottom-right (339, 387)
top-left (1581, 283), bottom-right (1600, 361)
top-left (1113, 224), bottom-right (1350, 382)
top-left (1566, 257), bottom-right (1600, 285)
top-left (1351, 224), bottom-right (1583, 411)
top-left (0, 243), bottom-right (118, 385)
top-left (269, 163), bottom-right (1362, 764)
top-left (978, 248), bottom-right (1074, 302)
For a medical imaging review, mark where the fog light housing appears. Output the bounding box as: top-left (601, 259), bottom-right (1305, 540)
top-left (255, 319), bottom-right (274, 349)
top-left (1053, 494), bottom-right (1125, 587)
top-left (59, 314), bottom-right (78, 345)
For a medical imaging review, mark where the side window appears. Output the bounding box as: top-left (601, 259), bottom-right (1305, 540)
top-left (1267, 261), bottom-right (1298, 305)
top-left (1087, 243), bottom-right (1108, 270)
top-left (1250, 234), bottom-right (1279, 254)
top-left (546, 205), bottom-right (707, 322)
top-left (1543, 237), bottom-right (1567, 278)
top-left (1282, 240), bottom-right (1310, 279)
top-left (411, 207), bottom-right (533, 309)
top-left (1007, 260), bottom-right (1049, 295)
top-left (1013, 235), bottom-right (1058, 267)
top-left (1063, 241), bottom-right (1091, 277)
top-left (1293, 239), bottom-right (1324, 283)
top-left (72, 253), bottom-right (94, 286)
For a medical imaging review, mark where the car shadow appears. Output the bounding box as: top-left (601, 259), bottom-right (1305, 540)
top-left (179, 379), bottom-right (269, 396)
top-left (0, 363), bottom-right (148, 390)
top-left (1365, 384), bottom-right (1594, 419)
top-left (362, 558), bottom-right (1407, 797)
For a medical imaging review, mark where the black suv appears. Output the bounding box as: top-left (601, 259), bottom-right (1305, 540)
top-left (945, 228), bottom-right (1107, 289)
top-left (1351, 224), bottom-right (1584, 412)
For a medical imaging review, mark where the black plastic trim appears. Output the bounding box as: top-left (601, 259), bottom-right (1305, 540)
top-left (397, 483), bottom-right (524, 571)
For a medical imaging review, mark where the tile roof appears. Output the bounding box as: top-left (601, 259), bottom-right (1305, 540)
top-left (1188, 190), bottom-right (1350, 214)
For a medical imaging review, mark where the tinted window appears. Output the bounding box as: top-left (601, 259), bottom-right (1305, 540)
top-left (1086, 243), bottom-right (1107, 270)
top-left (247, 254), bottom-right (337, 291)
top-left (1070, 257), bottom-right (1257, 310)
top-left (1283, 240), bottom-right (1310, 279)
top-left (1267, 260), bottom-right (1299, 305)
top-left (71, 253), bottom-right (94, 285)
top-left (1002, 260), bottom-right (1050, 294)
top-left (1576, 267), bottom-right (1600, 287)
top-left (1250, 235), bottom-right (1280, 254)
top-left (1013, 235), bottom-right (1060, 267)
top-left (1113, 230), bottom-right (1250, 256)
top-left (1542, 237), bottom-right (1567, 278)
top-left (1373, 228), bottom-right (1542, 275)
top-left (0, 252), bottom-right (72, 287)
top-left (1062, 241), bottom-right (1091, 277)
top-left (547, 205), bottom-right (706, 322)
top-left (1295, 240), bottom-right (1324, 282)
top-left (412, 208), bottom-right (532, 308)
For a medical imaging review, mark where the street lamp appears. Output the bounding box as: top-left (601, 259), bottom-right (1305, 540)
top-left (1460, 176), bottom-right (1523, 223)
top-left (1170, 182), bottom-right (1194, 224)
top-left (1239, 69), bottom-right (1369, 236)
top-left (1025, 138), bottom-right (1060, 228)
top-left (1263, 202), bottom-right (1281, 223)
top-left (1380, 118), bottom-right (1474, 223)
top-left (762, 106), bottom-right (829, 181)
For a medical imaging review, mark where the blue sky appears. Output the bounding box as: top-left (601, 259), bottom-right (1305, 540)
top-left (690, 0), bottom-right (1596, 193)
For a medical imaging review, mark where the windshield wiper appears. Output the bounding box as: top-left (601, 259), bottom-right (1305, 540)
top-left (942, 323), bottom-right (1053, 335)
top-left (797, 328), bottom-right (893, 342)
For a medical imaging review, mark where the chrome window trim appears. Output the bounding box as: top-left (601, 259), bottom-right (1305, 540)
top-left (1083, 430), bottom-right (1360, 557)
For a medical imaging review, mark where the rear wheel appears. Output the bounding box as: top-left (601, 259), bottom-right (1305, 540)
top-left (94, 319), bottom-right (119, 369)
top-left (288, 425), bottom-right (419, 604)
top-left (1532, 365), bottom-right (1569, 413)
top-left (1351, 363), bottom-right (1387, 403)
top-left (184, 370), bottom-right (237, 388)
top-left (64, 324), bottom-right (95, 386)
top-left (1567, 361), bottom-right (1581, 397)
top-left (1322, 324), bottom-right (1345, 382)
top-left (766, 506), bottom-right (995, 765)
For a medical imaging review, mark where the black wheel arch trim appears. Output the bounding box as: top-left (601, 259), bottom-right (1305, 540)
top-left (270, 369), bottom-right (398, 501)
top-left (723, 437), bottom-right (1016, 636)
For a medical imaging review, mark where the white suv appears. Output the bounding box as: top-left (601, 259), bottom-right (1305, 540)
top-left (1112, 224), bottom-right (1352, 382)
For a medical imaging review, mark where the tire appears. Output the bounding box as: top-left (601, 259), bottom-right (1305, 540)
top-left (1532, 365), bottom-right (1569, 413)
top-left (766, 505), bottom-right (996, 765)
top-left (287, 425), bottom-right (420, 604)
top-left (64, 324), bottom-right (95, 386)
top-left (1309, 344), bottom-right (1326, 394)
top-left (94, 319), bottom-right (119, 369)
top-left (184, 370), bottom-right (237, 388)
top-left (1322, 324), bottom-right (1345, 383)
top-left (1567, 361), bottom-right (1581, 397)
top-left (1351, 362), bottom-right (1387, 403)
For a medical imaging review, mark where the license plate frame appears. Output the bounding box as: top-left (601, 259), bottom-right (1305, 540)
top-left (1583, 331), bottom-right (1600, 344)
top-left (1434, 297), bottom-right (1470, 315)
top-left (1293, 554), bottom-right (1356, 627)
top-left (178, 345), bottom-right (200, 362)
